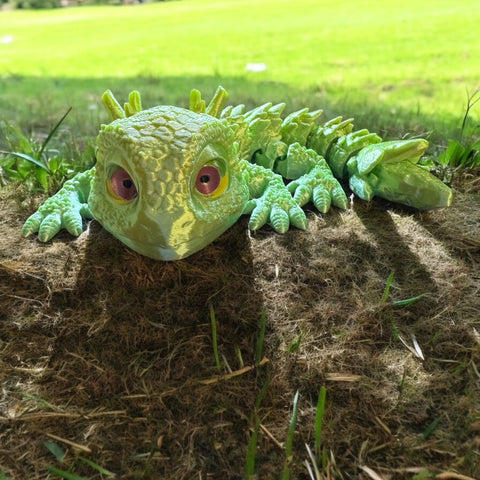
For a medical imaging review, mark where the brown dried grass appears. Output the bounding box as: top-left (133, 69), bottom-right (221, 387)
top-left (1, 181), bottom-right (479, 479)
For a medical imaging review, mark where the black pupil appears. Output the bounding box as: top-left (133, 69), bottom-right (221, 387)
top-left (200, 175), bottom-right (210, 184)
top-left (123, 179), bottom-right (133, 189)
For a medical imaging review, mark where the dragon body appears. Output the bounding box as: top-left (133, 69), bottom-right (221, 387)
top-left (22, 87), bottom-right (452, 260)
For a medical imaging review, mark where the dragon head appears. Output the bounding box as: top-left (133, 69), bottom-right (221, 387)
top-left (88, 90), bottom-right (249, 260)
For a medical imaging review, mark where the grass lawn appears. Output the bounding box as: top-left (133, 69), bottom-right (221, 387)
top-left (0, 0), bottom-right (479, 139)
top-left (0, 2), bottom-right (479, 480)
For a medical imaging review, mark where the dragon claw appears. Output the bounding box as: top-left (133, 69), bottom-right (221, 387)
top-left (288, 204), bottom-right (308, 230)
top-left (286, 159), bottom-right (348, 213)
top-left (242, 162), bottom-right (308, 233)
top-left (23, 207), bottom-right (84, 242)
top-left (312, 185), bottom-right (331, 213)
top-left (270, 206), bottom-right (290, 233)
top-left (246, 194), bottom-right (308, 233)
top-left (21, 168), bottom-right (95, 242)
top-left (63, 209), bottom-right (85, 236)
top-left (21, 211), bottom-right (43, 238)
top-left (289, 181), bottom-right (311, 207)
top-left (37, 213), bottom-right (62, 242)
top-left (247, 199), bottom-right (270, 231)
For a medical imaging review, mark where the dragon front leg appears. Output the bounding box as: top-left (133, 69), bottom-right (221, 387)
top-left (240, 160), bottom-right (307, 233)
top-left (22, 168), bottom-right (95, 241)
top-left (275, 143), bottom-right (349, 213)
top-left (246, 109), bottom-right (350, 214)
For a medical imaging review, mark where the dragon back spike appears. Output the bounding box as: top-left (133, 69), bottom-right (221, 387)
top-left (190, 89), bottom-right (206, 113)
top-left (307, 117), bottom-right (355, 157)
top-left (102, 90), bottom-right (143, 121)
top-left (281, 108), bottom-right (323, 146)
top-left (124, 90), bottom-right (143, 117)
top-left (205, 85), bottom-right (229, 117)
top-left (102, 90), bottom-right (127, 121)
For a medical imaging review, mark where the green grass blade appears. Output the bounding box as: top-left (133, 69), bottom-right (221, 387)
top-left (235, 345), bottom-right (244, 368)
top-left (245, 416), bottom-right (260, 478)
top-left (38, 107), bottom-right (72, 159)
top-left (287, 330), bottom-right (303, 353)
top-left (412, 470), bottom-right (438, 480)
top-left (422, 417), bottom-right (440, 440)
top-left (48, 466), bottom-right (87, 480)
top-left (246, 379), bottom-right (270, 478)
top-left (314, 386), bottom-right (327, 459)
top-left (392, 294), bottom-right (426, 308)
top-left (4, 151), bottom-right (50, 172)
top-left (460, 144), bottom-right (480, 168)
top-left (460, 88), bottom-right (480, 140)
top-left (209, 303), bottom-right (221, 370)
top-left (438, 140), bottom-right (465, 168)
top-left (470, 140), bottom-right (480, 151)
top-left (255, 378), bottom-right (270, 410)
top-left (256, 309), bottom-right (266, 365)
top-left (35, 166), bottom-right (50, 191)
top-left (78, 456), bottom-right (115, 476)
top-left (44, 441), bottom-right (66, 463)
top-left (381, 272), bottom-right (395, 303)
top-left (281, 390), bottom-right (300, 480)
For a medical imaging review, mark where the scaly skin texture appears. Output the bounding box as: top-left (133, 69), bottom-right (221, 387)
top-left (22, 86), bottom-right (453, 260)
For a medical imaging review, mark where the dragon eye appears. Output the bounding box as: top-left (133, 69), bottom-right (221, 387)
top-left (195, 165), bottom-right (222, 195)
top-left (110, 168), bottom-right (138, 201)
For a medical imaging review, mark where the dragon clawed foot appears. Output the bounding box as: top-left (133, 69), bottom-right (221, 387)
top-left (242, 170), bottom-right (307, 233)
top-left (286, 159), bottom-right (349, 213)
top-left (244, 194), bottom-right (307, 234)
top-left (21, 168), bottom-right (95, 242)
top-left (22, 208), bottom-right (87, 242)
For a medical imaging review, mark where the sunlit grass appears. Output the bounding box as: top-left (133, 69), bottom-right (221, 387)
top-left (0, 0), bottom-right (479, 134)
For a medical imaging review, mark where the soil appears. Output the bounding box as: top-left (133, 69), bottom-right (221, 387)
top-left (1, 177), bottom-right (479, 479)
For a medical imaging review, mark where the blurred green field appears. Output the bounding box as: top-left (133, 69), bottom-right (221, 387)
top-left (0, 0), bottom-right (479, 140)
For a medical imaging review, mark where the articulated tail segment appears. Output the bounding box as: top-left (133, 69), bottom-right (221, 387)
top-left (285, 111), bottom-right (453, 210)
top-left (276, 109), bottom-right (452, 210)
top-left (307, 117), bottom-right (381, 179)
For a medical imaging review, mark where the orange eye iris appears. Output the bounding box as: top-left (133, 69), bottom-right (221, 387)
top-left (110, 169), bottom-right (138, 200)
top-left (195, 166), bottom-right (221, 195)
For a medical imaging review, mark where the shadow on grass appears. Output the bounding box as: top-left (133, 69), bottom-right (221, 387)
top-left (0, 73), bottom-right (462, 143)
top-left (353, 199), bottom-right (439, 298)
top-left (0, 208), bottom-right (270, 477)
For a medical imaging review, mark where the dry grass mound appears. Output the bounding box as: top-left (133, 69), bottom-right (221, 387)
top-left (1, 182), bottom-right (479, 480)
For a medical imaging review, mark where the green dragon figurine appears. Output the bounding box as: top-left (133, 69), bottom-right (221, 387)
top-left (22, 86), bottom-right (452, 260)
